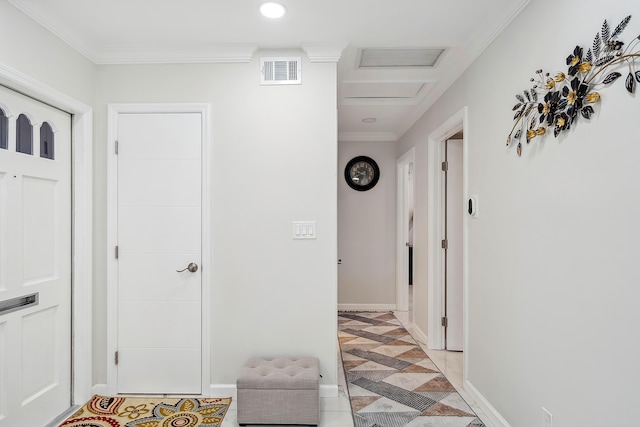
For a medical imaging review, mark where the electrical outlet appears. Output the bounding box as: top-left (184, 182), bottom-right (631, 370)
top-left (542, 407), bottom-right (553, 427)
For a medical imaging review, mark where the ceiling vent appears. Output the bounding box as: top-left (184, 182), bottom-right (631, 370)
top-left (260, 57), bottom-right (301, 85)
top-left (358, 48), bottom-right (445, 68)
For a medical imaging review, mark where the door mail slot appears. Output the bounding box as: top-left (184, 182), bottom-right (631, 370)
top-left (0, 293), bottom-right (39, 316)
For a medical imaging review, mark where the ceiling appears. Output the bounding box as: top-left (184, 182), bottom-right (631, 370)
top-left (8, 0), bottom-right (530, 142)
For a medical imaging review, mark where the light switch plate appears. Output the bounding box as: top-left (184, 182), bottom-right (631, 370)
top-left (293, 221), bottom-right (317, 239)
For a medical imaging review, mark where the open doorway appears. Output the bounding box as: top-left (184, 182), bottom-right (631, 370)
top-left (408, 161), bottom-right (414, 315)
top-left (396, 148), bottom-right (415, 315)
top-left (443, 135), bottom-right (463, 351)
top-left (426, 107), bottom-right (468, 358)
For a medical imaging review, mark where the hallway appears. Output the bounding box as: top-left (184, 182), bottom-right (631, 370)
top-left (217, 311), bottom-right (485, 427)
top-left (339, 312), bottom-right (487, 427)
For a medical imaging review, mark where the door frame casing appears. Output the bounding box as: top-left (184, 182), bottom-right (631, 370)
top-left (443, 138), bottom-right (464, 351)
top-left (0, 63), bottom-right (94, 405)
top-left (106, 103), bottom-right (211, 394)
top-left (426, 107), bottom-right (468, 354)
top-left (396, 147), bottom-right (415, 313)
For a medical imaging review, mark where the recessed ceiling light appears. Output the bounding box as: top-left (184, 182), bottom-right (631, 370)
top-left (260, 2), bottom-right (286, 19)
top-left (362, 118), bottom-right (377, 123)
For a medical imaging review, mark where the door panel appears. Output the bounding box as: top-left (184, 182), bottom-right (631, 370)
top-left (0, 85), bottom-right (71, 426)
top-left (119, 301), bottom-right (201, 348)
top-left (21, 306), bottom-right (58, 402)
top-left (0, 172), bottom-right (6, 290)
top-left (119, 254), bottom-right (201, 301)
top-left (117, 112), bottom-right (202, 394)
top-left (119, 206), bottom-right (201, 254)
top-left (446, 139), bottom-right (463, 351)
top-left (22, 176), bottom-right (58, 283)
top-left (118, 159), bottom-right (200, 207)
top-left (117, 348), bottom-right (201, 394)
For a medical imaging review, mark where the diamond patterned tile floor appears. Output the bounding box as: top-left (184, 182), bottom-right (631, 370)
top-left (339, 312), bottom-right (485, 427)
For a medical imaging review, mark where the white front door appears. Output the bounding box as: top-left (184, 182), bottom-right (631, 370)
top-left (116, 112), bottom-right (203, 394)
top-left (445, 139), bottom-right (463, 351)
top-left (0, 85), bottom-right (72, 425)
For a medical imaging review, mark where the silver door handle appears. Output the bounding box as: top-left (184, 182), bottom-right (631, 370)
top-left (177, 262), bottom-right (198, 273)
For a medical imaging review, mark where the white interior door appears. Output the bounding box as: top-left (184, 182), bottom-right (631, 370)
top-left (0, 85), bottom-right (71, 425)
top-left (116, 112), bottom-right (202, 394)
top-left (445, 139), bottom-right (463, 351)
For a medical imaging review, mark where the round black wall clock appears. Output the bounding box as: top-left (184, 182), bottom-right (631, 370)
top-left (344, 156), bottom-right (380, 191)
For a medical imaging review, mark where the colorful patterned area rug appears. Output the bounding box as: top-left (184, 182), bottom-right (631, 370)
top-left (339, 312), bottom-right (485, 427)
top-left (59, 395), bottom-right (231, 427)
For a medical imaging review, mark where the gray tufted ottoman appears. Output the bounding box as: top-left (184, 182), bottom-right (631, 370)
top-left (237, 357), bottom-right (320, 426)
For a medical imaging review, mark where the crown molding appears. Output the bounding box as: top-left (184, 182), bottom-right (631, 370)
top-left (302, 43), bottom-right (348, 63)
top-left (394, 0), bottom-right (532, 140)
top-left (8, 0), bottom-right (99, 62)
top-left (10, 0), bottom-right (260, 64)
top-left (465, 0), bottom-right (531, 59)
top-left (338, 131), bottom-right (398, 142)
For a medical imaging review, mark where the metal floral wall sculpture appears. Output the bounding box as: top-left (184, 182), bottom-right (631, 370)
top-left (507, 15), bottom-right (639, 157)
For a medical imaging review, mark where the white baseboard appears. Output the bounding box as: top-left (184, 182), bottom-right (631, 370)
top-left (45, 405), bottom-right (81, 427)
top-left (206, 384), bottom-right (338, 399)
top-left (319, 384), bottom-right (338, 398)
top-left (206, 384), bottom-right (237, 398)
top-left (399, 319), bottom-right (511, 427)
top-left (406, 323), bottom-right (428, 348)
top-left (92, 383), bottom-right (109, 395)
top-left (464, 380), bottom-right (511, 427)
top-left (93, 383), bottom-right (236, 398)
top-left (92, 382), bottom-right (336, 400)
top-left (338, 304), bottom-right (396, 312)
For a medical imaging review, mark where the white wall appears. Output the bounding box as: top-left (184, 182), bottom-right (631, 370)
top-left (338, 140), bottom-right (396, 308)
top-left (398, 0), bottom-right (640, 424)
top-left (0, 2), bottom-right (96, 105)
top-left (2, 2), bottom-right (339, 394)
top-left (94, 54), bottom-right (338, 389)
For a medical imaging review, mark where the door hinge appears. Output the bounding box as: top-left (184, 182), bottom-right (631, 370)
top-left (441, 316), bottom-right (448, 327)
top-left (115, 246), bottom-right (119, 259)
top-left (441, 161), bottom-right (448, 172)
top-left (115, 140), bottom-right (119, 155)
top-left (441, 239), bottom-right (448, 250)
top-left (115, 351), bottom-right (119, 365)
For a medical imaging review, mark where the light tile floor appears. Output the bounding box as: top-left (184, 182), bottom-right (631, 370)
top-left (221, 307), bottom-right (489, 427)
top-left (220, 347), bottom-right (355, 427)
top-left (339, 312), bottom-right (485, 427)
top-left (394, 311), bottom-right (491, 426)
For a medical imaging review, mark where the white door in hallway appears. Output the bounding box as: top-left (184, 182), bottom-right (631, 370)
top-left (0, 85), bottom-right (72, 426)
top-left (116, 112), bottom-right (202, 393)
top-left (445, 139), bottom-right (463, 351)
